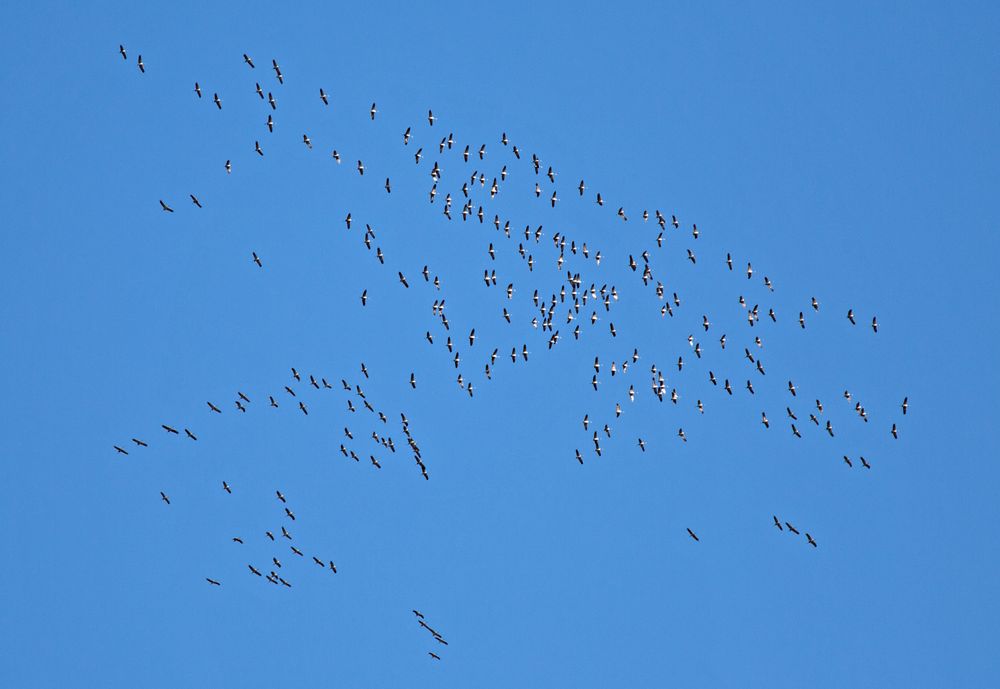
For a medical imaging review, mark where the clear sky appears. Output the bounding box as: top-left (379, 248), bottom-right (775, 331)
top-left (2, 1), bottom-right (998, 687)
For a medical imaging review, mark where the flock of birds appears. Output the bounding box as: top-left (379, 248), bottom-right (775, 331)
top-left (113, 45), bottom-right (909, 661)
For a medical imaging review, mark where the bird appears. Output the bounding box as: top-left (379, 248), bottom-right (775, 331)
top-left (137, 54), bottom-right (144, 73)
top-left (119, 44), bottom-right (126, 60)
top-left (847, 309), bottom-right (856, 325)
top-left (184, 429), bottom-right (197, 441)
top-left (891, 423), bottom-right (898, 439)
top-left (320, 88), bottom-right (328, 105)
top-left (190, 194), bottom-right (202, 208)
top-left (785, 522), bottom-right (800, 535)
top-left (686, 528), bottom-right (699, 542)
top-left (428, 653), bottom-right (441, 660)
top-left (161, 425), bottom-right (179, 434)
top-left (225, 160), bottom-right (231, 174)
top-left (114, 445), bottom-right (128, 455)
top-left (370, 102), bottom-right (377, 120)
top-left (131, 438), bottom-right (148, 447)
top-left (160, 491), bottom-right (170, 505)
top-left (806, 534), bottom-right (817, 548)
top-left (252, 252), bottom-right (262, 267)
top-left (222, 481), bottom-right (232, 494)
top-left (902, 396), bottom-right (908, 415)
top-left (213, 93), bottom-right (222, 109)
top-left (872, 316), bottom-right (879, 333)
top-left (194, 82), bottom-right (201, 98)
top-left (159, 200), bottom-right (174, 213)
top-left (272, 59), bottom-right (283, 83)
top-left (773, 516), bottom-right (783, 530)
top-left (243, 53), bottom-right (255, 68)
top-left (205, 578), bottom-right (221, 586)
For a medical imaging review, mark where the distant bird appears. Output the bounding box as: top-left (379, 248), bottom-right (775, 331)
top-left (184, 428), bottom-right (197, 440)
top-left (902, 397), bottom-right (908, 415)
top-left (213, 93), bottom-right (222, 109)
top-left (159, 200), bottom-right (174, 213)
top-left (872, 316), bottom-right (879, 333)
top-left (190, 194), bottom-right (202, 208)
top-left (222, 482), bottom-right (232, 494)
top-left (272, 59), bottom-right (283, 83)
top-left (370, 102), bottom-right (377, 120)
top-left (162, 424), bottom-right (179, 434)
top-left (205, 578), bottom-right (221, 586)
top-left (225, 160), bottom-right (232, 174)
top-left (131, 438), bottom-right (148, 447)
top-left (114, 445), bottom-right (128, 455)
top-left (243, 53), bottom-right (255, 68)
top-left (785, 522), bottom-right (800, 535)
top-left (806, 534), bottom-right (817, 548)
top-left (429, 653), bottom-right (441, 660)
top-left (160, 491), bottom-right (170, 505)
top-left (891, 423), bottom-right (898, 439)
top-left (320, 88), bottom-right (328, 105)
top-left (773, 516), bottom-right (782, 530)
top-left (252, 252), bottom-right (262, 267)
top-left (686, 528), bottom-right (699, 542)
top-left (847, 309), bottom-right (856, 325)
top-left (194, 82), bottom-right (201, 98)
top-left (119, 44), bottom-right (127, 60)
top-left (137, 54), bottom-right (144, 73)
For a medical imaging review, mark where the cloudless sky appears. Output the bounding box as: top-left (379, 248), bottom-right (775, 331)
top-left (2, 2), bottom-right (999, 687)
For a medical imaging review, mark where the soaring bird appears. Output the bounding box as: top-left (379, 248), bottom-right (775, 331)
top-left (159, 200), bottom-right (174, 213)
top-left (872, 316), bottom-right (879, 333)
top-left (806, 534), bottom-right (817, 548)
top-left (272, 59), bottom-right (283, 83)
top-left (160, 491), bottom-right (170, 505)
top-left (222, 482), bottom-right (232, 494)
top-left (243, 53), bottom-right (255, 68)
top-left (370, 102), bottom-right (377, 120)
top-left (319, 88), bottom-right (328, 105)
top-left (785, 522), bottom-right (800, 535)
top-left (847, 309), bottom-right (856, 325)
top-left (137, 54), bottom-right (144, 73)
top-left (428, 653), bottom-right (441, 660)
top-left (686, 528), bottom-right (699, 542)
top-left (190, 194), bottom-right (202, 208)
top-left (252, 252), bottom-right (262, 267)
top-left (131, 438), bottom-right (148, 447)
top-left (162, 424), bottom-right (179, 434)
top-left (119, 44), bottom-right (127, 59)
top-left (213, 93), bottom-right (222, 109)
top-left (205, 578), bottom-right (221, 586)
top-left (773, 516), bottom-right (783, 530)
top-left (114, 445), bottom-right (128, 455)
top-left (184, 428), bottom-right (197, 440)
top-left (902, 396), bottom-right (908, 415)
top-left (194, 82), bottom-right (201, 98)
top-left (891, 423), bottom-right (898, 439)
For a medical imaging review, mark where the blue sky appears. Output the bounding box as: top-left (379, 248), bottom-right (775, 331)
top-left (1, 1), bottom-right (998, 687)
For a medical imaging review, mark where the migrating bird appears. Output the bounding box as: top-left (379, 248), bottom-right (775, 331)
top-left (252, 252), bottom-right (262, 267)
top-left (160, 491), bottom-right (170, 505)
top-left (243, 53), bottom-right (255, 68)
top-left (205, 578), bottom-right (221, 586)
top-left (159, 200), bottom-right (174, 213)
top-left (686, 528), bottom-right (699, 542)
top-left (137, 54), bottom-right (144, 73)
